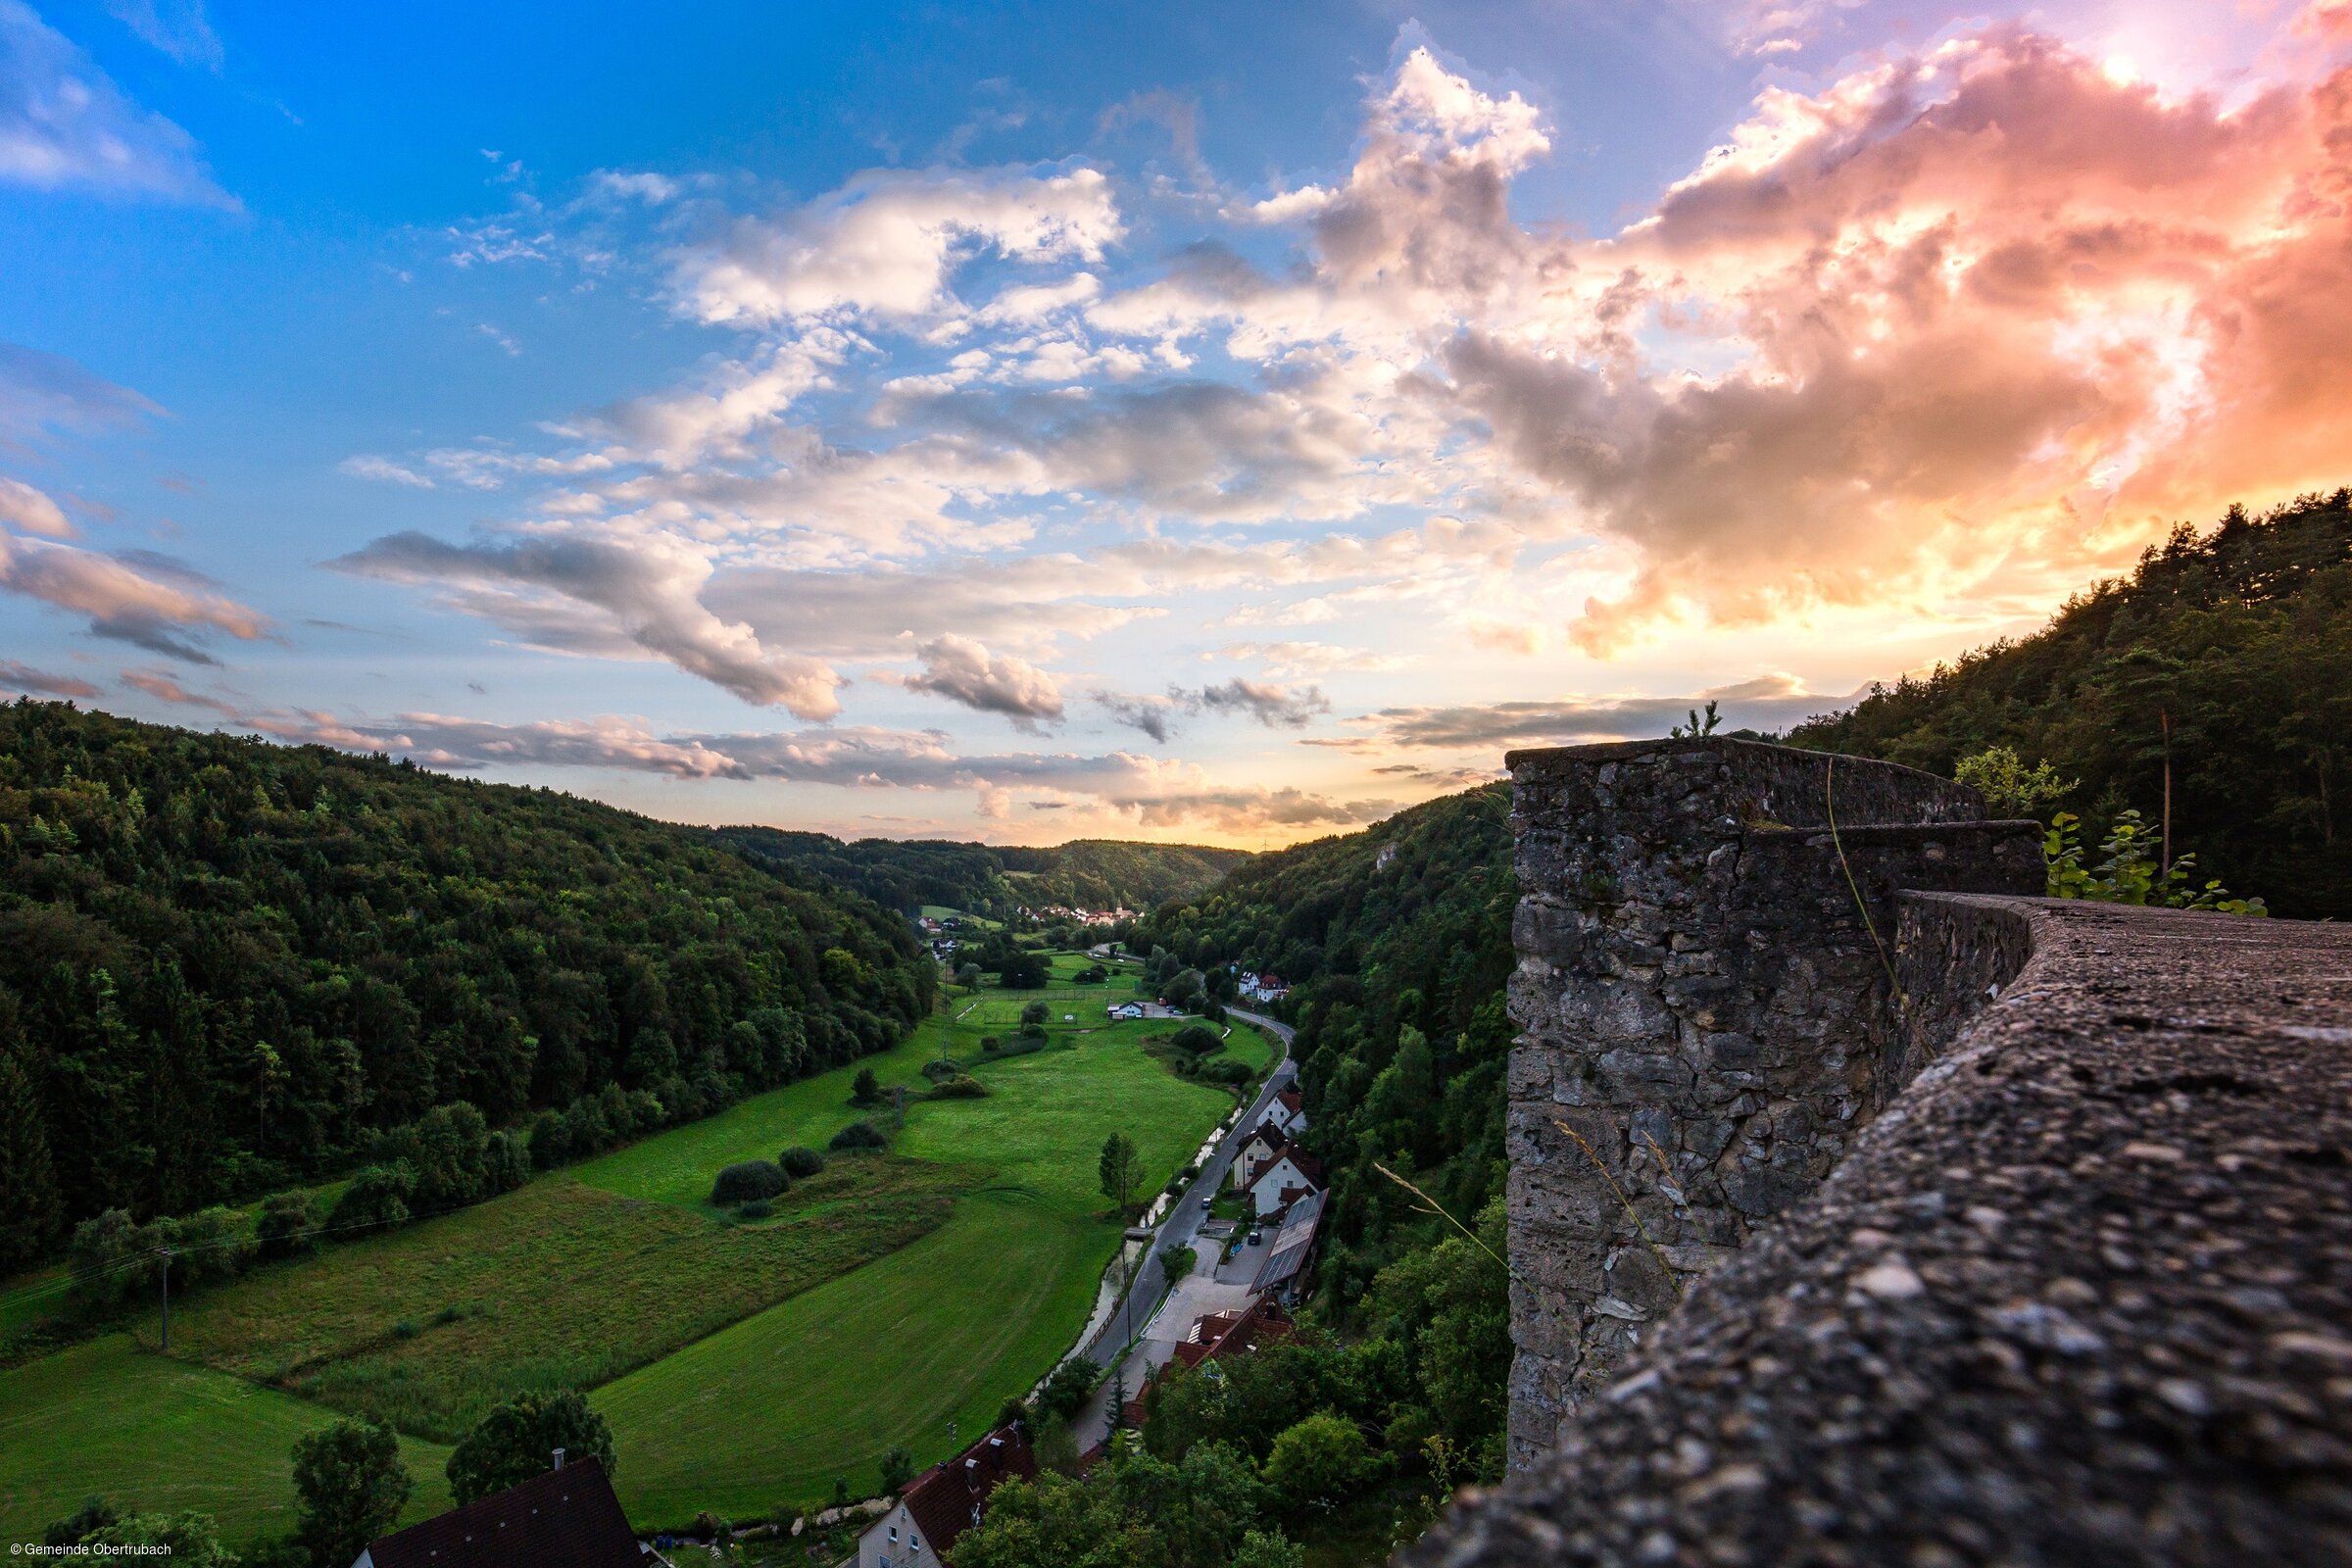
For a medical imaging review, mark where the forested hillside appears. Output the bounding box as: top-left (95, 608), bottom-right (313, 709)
top-left (1129, 786), bottom-right (1518, 1456)
top-left (1787, 491), bottom-right (2352, 916)
top-left (711, 828), bottom-right (1250, 918)
top-left (0, 703), bottom-right (932, 1272)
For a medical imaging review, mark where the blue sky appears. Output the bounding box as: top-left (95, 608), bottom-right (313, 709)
top-left (4, 0), bottom-right (2344, 843)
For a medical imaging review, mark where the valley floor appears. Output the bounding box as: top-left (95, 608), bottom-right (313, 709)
top-left (0, 965), bottom-right (1242, 1540)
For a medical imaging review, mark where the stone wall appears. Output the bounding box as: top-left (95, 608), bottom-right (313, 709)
top-left (1502, 739), bottom-right (2043, 1465)
top-left (1413, 741), bottom-right (2352, 1566)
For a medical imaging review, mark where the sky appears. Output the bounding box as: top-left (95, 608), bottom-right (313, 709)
top-left (4, 0), bottom-right (2349, 847)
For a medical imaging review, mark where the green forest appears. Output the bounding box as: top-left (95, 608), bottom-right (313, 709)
top-left (1125, 786), bottom-right (1519, 1483)
top-left (1786, 490), bottom-right (2352, 917)
top-left (0, 703), bottom-right (934, 1273)
top-left (711, 827), bottom-right (1250, 919)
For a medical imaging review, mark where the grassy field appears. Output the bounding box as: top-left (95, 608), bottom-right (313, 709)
top-left (0, 1335), bottom-right (455, 1545)
top-left (594, 1013), bottom-right (1229, 1524)
top-left (142, 1158), bottom-right (968, 1442)
top-left (0, 959), bottom-right (1247, 1536)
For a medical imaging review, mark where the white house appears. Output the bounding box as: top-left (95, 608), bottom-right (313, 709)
top-left (857, 1426), bottom-right (1035, 1568)
top-left (1243, 1144), bottom-right (1325, 1218)
top-left (1109, 1002), bottom-right (1145, 1020)
top-left (1232, 1118), bottom-right (1287, 1187)
top-left (1267, 1087), bottom-right (1307, 1137)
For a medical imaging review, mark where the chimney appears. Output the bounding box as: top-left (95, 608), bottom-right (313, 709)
top-left (553, 1447), bottom-right (565, 1471)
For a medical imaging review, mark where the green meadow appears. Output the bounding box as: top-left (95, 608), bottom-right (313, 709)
top-left (0, 1335), bottom-right (454, 1544)
top-left (0, 955), bottom-right (1264, 1536)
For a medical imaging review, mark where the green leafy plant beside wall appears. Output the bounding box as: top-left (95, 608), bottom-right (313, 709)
top-left (2044, 809), bottom-right (2267, 914)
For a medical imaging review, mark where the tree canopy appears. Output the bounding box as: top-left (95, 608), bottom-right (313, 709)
top-left (1786, 490), bottom-right (2352, 916)
top-left (0, 702), bottom-right (932, 1267)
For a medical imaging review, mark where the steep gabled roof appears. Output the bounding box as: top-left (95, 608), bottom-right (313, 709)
top-left (896, 1424), bottom-right (1037, 1558)
top-left (361, 1457), bottom-right (640, 1568)
top-left (1171, 1298), bottom-right (1295, 1369)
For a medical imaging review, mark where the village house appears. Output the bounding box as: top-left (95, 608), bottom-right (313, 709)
top-left (856, 1423), bottom-right (1036, 1568)
top-left (1170, 1298), bottom-right (1295, 1370)
top-left (1232, 1118), bottom-right (1287, 1187)
top-left (1266, 1087), bottom-right (1307, 1138)
top-left (352, 1454), bottom-right (645, 1568)
top-left (1242, 1139), bottom-right (1326, 1219)
top-left (1235, 971), bottom-right (1290, 1004)
top-left (1108, 1001), bottom-right (1145, 1020)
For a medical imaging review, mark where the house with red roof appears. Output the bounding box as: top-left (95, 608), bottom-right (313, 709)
top-left (856, 1423), bottom-right (1036, 1568)
top-left (1170, 1298), bottom-right (1295, 1370)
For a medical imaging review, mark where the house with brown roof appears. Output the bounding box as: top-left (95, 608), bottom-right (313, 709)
top-left (1269, 1087), bottom-right (1307, 1137)
top-left (856, 1423), bottom-right (1036, 1568)
top-left (1232, 1118), bottom-right (1289, 1188)
top-left (1169, 1298), bottom-right (1294, 1370)
top-left (352, 1454), bottom-right (645, 1568)
top-left (1241, 1139), bottom-right (1325, 1219)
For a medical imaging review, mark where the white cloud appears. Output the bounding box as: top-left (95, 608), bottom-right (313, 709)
top-left (675, 164), bottom-right (1122, 326)
top-left (0, 531), bottom-right (267, 661)
top-left (0, 473), bottom-right (72, 534)
top-left (100, 0), bottom-right (220, 70)
top-left (901, 633), bottom-right (1064, 731)
top-left (339, 455), bottom-right (436, 489)
top-left (0, 0), bottom-right (229, 202)
top-left (330, 528), bottom-right (845, 717)
top-left (0, 341), bottom-right (160, 448)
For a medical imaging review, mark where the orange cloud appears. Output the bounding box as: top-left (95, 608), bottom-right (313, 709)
top-left (1460, 25), bottom-right (2352, 649)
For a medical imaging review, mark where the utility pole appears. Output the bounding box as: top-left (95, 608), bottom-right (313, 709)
top-left (155, 1245), bottom-right (173, 1351)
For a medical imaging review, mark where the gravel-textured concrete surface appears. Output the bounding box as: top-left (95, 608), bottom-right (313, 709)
top-left (1412, 895), bottom-right (2352, 1567)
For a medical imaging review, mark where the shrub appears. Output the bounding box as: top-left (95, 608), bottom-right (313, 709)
top-left (779, 1146), bottom-right (826, 1179)
top-left (981, 1035), bottom-right (1003, 1053)
top-left (1020, 1001), bottom-right (1051, 1027)
top-left (851, 1066), bottom-right (882, 1106)
top-left (929, 1075), bottom-right (989, 1099)
top-left (1199, 1057), bottom-right (1254, 1087)
top-left (256, 1193), bottom-right (320, 1261)
top-left (920, 1057), bottom-right (963, 1083)
top-left (738, 1200), bottom-right (774, 1220)
top-left (1262, 1412), bottom-right (1381, 1510)
top-left (330, 1162), bottom-right (416, 1235)
top-left (711, 1160), bottom-right (789, 1205)
top-left (447, 1389), bottom-right (613, 1504)
top-left (1171, 1023), bottom-right (1221, 1055)
top-left (829, 1120), bottom-right (888, 1152)
top-left (1036, 1357), bottom-right (1101, 1421)
top-left (1018, 1021), bottom-right (1047, 1043)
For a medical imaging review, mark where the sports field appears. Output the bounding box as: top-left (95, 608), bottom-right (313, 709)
top-left (0, 954), bottom-right (1262, 1536)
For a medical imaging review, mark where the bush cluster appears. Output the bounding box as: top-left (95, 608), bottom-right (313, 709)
top-left (711, 1159), bottom-right (789, 1205)
top-left (828, 1120), bottom-right (888, 1152)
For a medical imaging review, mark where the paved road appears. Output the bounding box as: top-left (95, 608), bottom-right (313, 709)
top-left (1069, 1006), bottom-right (1296, 1446)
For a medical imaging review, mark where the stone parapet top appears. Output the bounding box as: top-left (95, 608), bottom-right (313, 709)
top-left (1414, 892), bottom-right (2352, 1566)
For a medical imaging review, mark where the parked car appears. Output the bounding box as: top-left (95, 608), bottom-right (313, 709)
top-left (1200, 1194), bottom-right (1213, 1209)
top-left (1247, 1229), bottom-right (1262, 1246)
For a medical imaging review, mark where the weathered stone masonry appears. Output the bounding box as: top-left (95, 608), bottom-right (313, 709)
top-left (1502, 738), bottom-right (2041, 1463)
top-left (1414, 738), bottom-right (2352, 1567)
